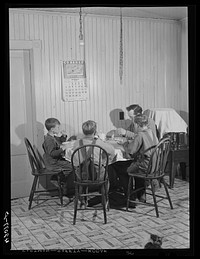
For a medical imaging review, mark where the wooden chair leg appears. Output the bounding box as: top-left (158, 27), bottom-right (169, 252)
top-left (161, 177), bottom-right (173, 209)
top-left (150, 180), bottom-right (159, 217)
top-left (126, 176), bottom-right (132, 211)
top-left (101, 185), bottom-right (107, 224)
top-left (57, 174), bottom-right (63, 206)
top-left (73, 185), bottom-right (79, 225)
top-left (104, 181), bottom-right (110, 211)
top-left (28, 176), bottom-right (38, 210)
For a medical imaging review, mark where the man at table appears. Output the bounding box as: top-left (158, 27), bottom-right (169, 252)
top-left (116, 104), bottom-right (158, 140)
top-left (109, 114), bottom-right (158, 202)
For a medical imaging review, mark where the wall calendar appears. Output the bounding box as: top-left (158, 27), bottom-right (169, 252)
top-left (62, 60), bottom-right (87, 101)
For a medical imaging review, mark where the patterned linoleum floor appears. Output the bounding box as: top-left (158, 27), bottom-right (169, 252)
top-left (10, 176), bottom-right (190, 252)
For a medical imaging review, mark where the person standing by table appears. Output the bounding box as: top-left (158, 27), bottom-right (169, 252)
top-left (109, 114), bottom-right (158, 201)
top-left (116, 104), bottom-right (159, 140)
top-left (42, 118), bottom-right (74, 196)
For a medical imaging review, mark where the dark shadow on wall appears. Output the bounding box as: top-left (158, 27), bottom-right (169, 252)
top-left (110, 108), bottom-right (131, 128)
top-left (106, 108), bottom-right (131, 136)
top-left (180, 110), bottom-right (189, 126)
top-left (11, 123), bottom-right (47, 193)
top-left (36, 121), bottom-right (45, 153)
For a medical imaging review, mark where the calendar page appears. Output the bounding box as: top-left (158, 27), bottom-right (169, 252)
top-left (62, 61), bottom-right (87, 101)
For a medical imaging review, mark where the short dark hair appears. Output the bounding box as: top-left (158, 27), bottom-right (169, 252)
top-left (45, 118), bottom-right (60, 131)
top-left (126, 104), bottom-right (142, 115)
top-left (82, 120), bottom-right (97, 135)
top-left (134, 114), bottom-right (148, 127)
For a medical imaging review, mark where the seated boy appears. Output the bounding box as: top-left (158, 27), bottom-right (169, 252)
top-left (42, 118), bottom-right (74, 196)
top-left (109, 114), bottom-right (158, 201)
top-left (71, 120), bottom-right (116, 206)
top-left (72, 120), bottom-right (115, 175)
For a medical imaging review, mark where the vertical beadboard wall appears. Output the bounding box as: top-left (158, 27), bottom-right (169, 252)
top-left (9, 9), bottom-right (187, 138)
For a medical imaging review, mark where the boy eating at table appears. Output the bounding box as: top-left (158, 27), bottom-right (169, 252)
top-left (42, 118), bottom-right (74, 196)
top-left (109, 114), bottom-right (158, 202)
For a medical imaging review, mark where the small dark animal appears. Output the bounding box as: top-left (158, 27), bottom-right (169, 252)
top-left (144, 234), bottom-right (163, 249)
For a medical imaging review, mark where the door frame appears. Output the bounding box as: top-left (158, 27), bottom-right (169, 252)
top-left (10, 40), bottom-right (42, 146)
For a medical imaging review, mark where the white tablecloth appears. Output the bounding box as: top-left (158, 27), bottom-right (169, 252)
top-left (144, 108), bottom-right (188, 138)
top-left (63, 139), bottom-right (127, 163)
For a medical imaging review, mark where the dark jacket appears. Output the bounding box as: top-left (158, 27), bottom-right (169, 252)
top-left (42, 133), bottom-right (72, 173)
top-left (125, 128), bottom-right (158, 171)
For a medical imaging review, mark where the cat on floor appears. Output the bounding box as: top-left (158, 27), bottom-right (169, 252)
top-left (144, 234), bottom-right (163, 249)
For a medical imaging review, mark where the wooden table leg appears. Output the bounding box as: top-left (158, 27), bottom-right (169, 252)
top-left (169, 151), bottom-right (176, 189)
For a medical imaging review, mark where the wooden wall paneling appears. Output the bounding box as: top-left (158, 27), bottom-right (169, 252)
top-left (29, 14), bottom-right (35, 40)
top-left (13, 13), bottom-right (20, 39)
top-left (174, 23), bottom-right (179, 111)
top-left (103, 16), bottom-right (108, 129)
top-left (112, 18), bottom-right (118, 110)
top-left (172, 22), bottom-right (177, 109)
top-left (33, 13), bottom-right (39, 40)
top-left (43, 15), bottom-right (51, 120)
top-left (96, 17), bottom-right (103, 131)
top-left (152, 21), bottom-right (157, 107)
top-left (107, 17), bottom-right (113, 132)
top-left (69, 15), bottom-right (77, 135)
top-left (160, 22), bottom-right (165, 107)
top-left (38, 14), bottom-right (46, 122)
top-left (19, 13), bottom-right (25, 39)
top-left (92, 17), bottom-right (99, 126)
top-left (170, 24), bottom-right (176, 107)
top-left (62, 16), bottom-right (69, 132)
top-left (106, 17), bottom-right (113, 131)
top-left (65, 16), bottom-right (73, 134)
top-left (164, 22), bottom-right (170, 108)
top-left (83, 16), bottom-right (91, 126)
top-left (123, 18), bottom-right (128, 105)
top-left (163, 22), bottom-right (167, 108)
top-left (111, 17), bottom-right (118, 129)
top-left (135, 20), bottom-right (139, 94)
top-left (52, 15), bottom-right (61, 121)
top-left (141, 20), bottom-right (146, 109)
top-left (111, 18), bottom-right (119, 130)
top-left (143, 20), bottom-right (150, 110)
top-left (9, 12), bottom-right (14, 39)
top-left (149, 20), bottom-right (154, 108)
top-left (100, 18), bottom-right (108, 132)
top-left (48, 15), bottom-right (56, 117)
top-left (125, 18), bottom-right (131, 106)
top-left (140, 20), bottom-right (145, 108)
top-left (70, 14), bottom-right (77, 134)
top-left (97, 17), bottom-right (104, 132)
top-left (24, 13), bottom-right (30, 40)
top-left (71, 15), bottom-right (80, 134)
top-left (57, 15), bottom-right (65, 128)
top-left (74, 16), bottom-right (81, 131)
top-left (128, 20), bottom-right (134, 107)
top-left (76, 15), bottom-right (84, 134)
top-left (80, 16), bottom-right (88, 128)
top-left (176, 23), bottom-right (181, 113)
top-left (130, 20), bottom-right (137, 105)
top-left (155, 21), bottom-right (160, 108)
top-left (168, 22), bottom-right (173, 108)
top-left (86, 16), bottom-right (94, 121)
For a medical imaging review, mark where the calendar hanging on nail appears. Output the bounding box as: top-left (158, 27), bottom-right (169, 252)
top-left (61, 60), bottom-right (87, 101)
